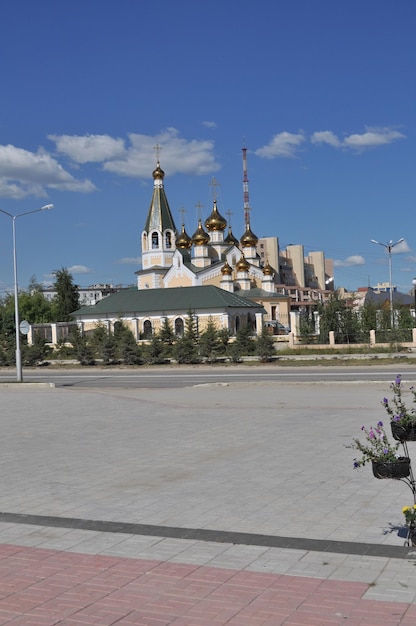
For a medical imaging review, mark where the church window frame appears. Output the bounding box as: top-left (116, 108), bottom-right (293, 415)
top-left (143, 319), bottom-right (152, 338)
top-left (174, 317), bottom-right (184, 337)
top-left (151, 232), bottom-right (159, 249)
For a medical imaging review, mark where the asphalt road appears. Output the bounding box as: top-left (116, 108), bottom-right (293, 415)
top-left (1, 363), bottom-right (416, 388)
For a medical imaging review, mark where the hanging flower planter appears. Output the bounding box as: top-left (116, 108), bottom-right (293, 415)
top-left (390, 421), bottom-right (416, 442)
top-left (371, 456), bottom-right (410, 479)
top-left (408, 525), bottom-right (416, 547)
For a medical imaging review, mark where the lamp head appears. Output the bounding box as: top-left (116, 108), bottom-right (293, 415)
top-left (41, 204), bottom-right (54, 211)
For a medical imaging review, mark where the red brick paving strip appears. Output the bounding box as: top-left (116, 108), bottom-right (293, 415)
top-left (0, 543), bottom-right (412, 625)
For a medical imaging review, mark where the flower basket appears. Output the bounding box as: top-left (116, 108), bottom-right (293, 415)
top-left (390, 421), bottom-right (416, 442)
top-left (371, 456), bottom-right (411, 479)
top-left (408, 525), bottom-right (416, 547)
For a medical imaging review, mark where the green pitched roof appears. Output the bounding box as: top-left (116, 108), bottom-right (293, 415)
top-left (73, 285), bottom-right (264, 318)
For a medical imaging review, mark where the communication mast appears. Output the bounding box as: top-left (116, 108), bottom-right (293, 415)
top-left (242, 146), bottom-right (251, 226)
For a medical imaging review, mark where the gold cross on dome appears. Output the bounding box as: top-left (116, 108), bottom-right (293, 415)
top-left (209, 177), bottom-right (221, 201)
top-left (179, 207), bottom-right (187, 224)
top-left (153, 143), bottom-right (162, 163)
top-left (195, 201), bottom-right (204, 220)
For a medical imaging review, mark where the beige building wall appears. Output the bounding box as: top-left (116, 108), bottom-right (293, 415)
top-left (257, 237), bottom-right (280, 273)
top-left (308, 251), bottom-right (326, 289)
top-left (286, 244), bottom-right (305, 287)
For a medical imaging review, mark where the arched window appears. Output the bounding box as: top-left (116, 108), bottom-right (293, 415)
top-left (165, 231), bottom-right (172, 249)
top-left (143, 320), bottom-right (152, 338)
top-left (151, 232), bottom-right (159, 249)
top-left (142, 233), bottom-right (148, 251)
top-left (174, 317), bottom-right (184, 337)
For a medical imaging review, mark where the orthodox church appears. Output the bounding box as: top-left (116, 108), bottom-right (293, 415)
top-left (136, 159), bottom-right (278, 297)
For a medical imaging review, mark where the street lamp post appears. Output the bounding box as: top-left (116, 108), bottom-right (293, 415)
top-left (0, 204), bottom-right (53, 382)
top-left (412, 278), bottom-right (416, 320)
top-left (371, 238), bottom-right (404, 329)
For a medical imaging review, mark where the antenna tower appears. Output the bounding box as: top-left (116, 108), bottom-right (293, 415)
top-left (242, 146), bottom-right (251, 226)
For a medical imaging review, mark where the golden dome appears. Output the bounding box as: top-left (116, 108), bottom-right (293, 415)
top-left (236, 255), bottom-right (250, 272)
top-left (221, 261), bottom-right (233, 275)
top-left (204, 200), bottom-right (227, 231)
top-left (176, 223), bottom-right (192, 249)
top-left (262, 260), bottom-right (274, 276)
top-left (224, 225), bottom-right (239, 247)
top-left (192, 219), bottom-right (210, 245)
top-left (152, 161), bottom-right (165, 180)
top-left (240, 222), bottom-right (258, 247)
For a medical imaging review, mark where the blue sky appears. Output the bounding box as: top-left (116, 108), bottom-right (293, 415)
top-left (0, 0), bottom-right (414, 295)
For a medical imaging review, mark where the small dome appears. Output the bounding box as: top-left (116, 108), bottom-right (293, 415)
top-left (152, 161), bottom-right (165, 181)
top-left (176, 224), bottom-right (192, 249)
top-left (262, 260), bottom-right (274, 276)
top-left (204, 200), bottom-right (227, 231)
top-left (236, 255), bottom-right (250, 272)
top-left (221, 261), bottom-right (233, 276)
top-left (192, 219), bottom-right (210, 246)
top-left (240, 222), bottom-right (258, 247)
top-left (224, 225), bottom-right (239, 247)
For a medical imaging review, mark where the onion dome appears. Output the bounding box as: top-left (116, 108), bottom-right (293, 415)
top-left (176, 223), bottom-right (192, 249)
top-left (236, 255), bottom-right (250, 272)
top-left (224, 225), bottom-right (239, 247)
top-left (192, 219), bottom-right (210, 246)
top-left (152, 161), bottom-right (165, 181)
top-left (262, 260), bottom-right (274, 276)
top-left (240, 222), bottom-right (258, 248)
top-left (204, 200), bottom-right (227, 231)
top-left (221, 261), bottom-right (233, 275)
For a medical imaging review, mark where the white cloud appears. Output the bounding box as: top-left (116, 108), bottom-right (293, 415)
top-left (311, 126), bottom-right (405, 152)
top-left (49, 133), bottom-right (126, 163)
top-left (0, 144), bottom-right (96, 199)
top-left (68, 265), bottom-right (94, 275)
top-left (202, 121), bottom-right (217, 128)
top-left (334, 255), bottom-right (366, 267)
top-left (50, 128), bottom-right (220, 178)
top-left (392, 239), bottom-right (410, 253)
top-left (104, 128), bottom-right (220, 177)
top-left (311, 131), bottom-right (341, 147)
top-left (116, 257), bottom-right (141, 265)
top-left (255, 132), bottom-right (305, 159)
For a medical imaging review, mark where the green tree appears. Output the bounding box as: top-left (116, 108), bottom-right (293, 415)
top-left (173, 310), bottom-right (200, 364)
top-left (144, 335), bottom-right (167, 364)
top-left (69, 326), bottom-right (95, 365)
top-left (317, 291), bottom-right (360, 344)
top-left (158, 317), bottom-right (175, 358)
top-left (52, 268), bottom-right (79, 321)
top-left (255, 326), bottom-right (276, 362)
top-left (199, 317), bottom-right (221, 363)
top-left (113, 321), bottom-right (142, 365)
top-left (234, 323), bottom-right (255, 355)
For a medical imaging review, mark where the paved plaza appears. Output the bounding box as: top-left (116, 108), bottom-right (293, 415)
top-left (1, 377), bottom-right (416, 624)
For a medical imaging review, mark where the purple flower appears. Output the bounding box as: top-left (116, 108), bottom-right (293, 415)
top-left (361, 426), bottom-right (365, 431)
top-left (383, 398), bottom-right (389, 406)
top-left (353, 460), bottom-right (359, 469)
top-left (369, 429), bottom-right (375, 439)
top-left (377, 421), bottom-right (383, 427)
top-left (396, 375), bottom-right (401, 386)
